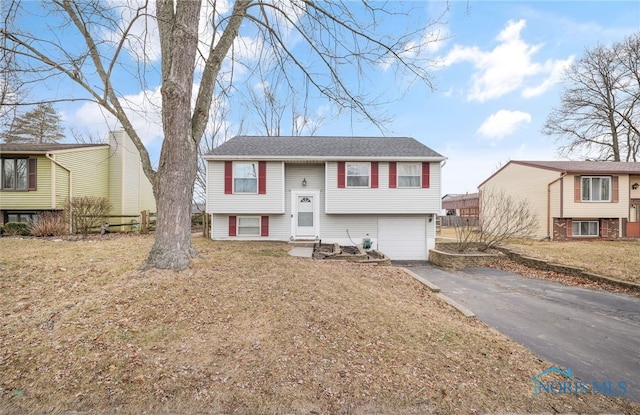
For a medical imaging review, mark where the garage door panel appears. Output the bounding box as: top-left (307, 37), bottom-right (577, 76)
top-left (378, 217), bottom-right (427, 260)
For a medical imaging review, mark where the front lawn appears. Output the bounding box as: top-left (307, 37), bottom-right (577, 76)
top-left (1, 235), bottom-right (637, 414)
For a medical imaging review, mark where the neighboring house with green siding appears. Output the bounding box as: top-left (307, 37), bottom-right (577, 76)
top-left (0, 130), bottom-right (155, 229)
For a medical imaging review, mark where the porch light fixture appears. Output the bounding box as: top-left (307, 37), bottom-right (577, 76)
top-left (302, 178), bottom-right (307, 187)
top-left (633, 182), bottom-right (639, 190)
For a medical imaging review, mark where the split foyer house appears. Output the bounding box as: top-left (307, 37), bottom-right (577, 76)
top-left (478, 160), bottom-right (640, 240)
top-left (0, 130), bottom-right (155, 229)
top-left (205, 136), bottom-right (446, 260)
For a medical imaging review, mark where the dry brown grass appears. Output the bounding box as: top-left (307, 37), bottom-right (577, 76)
top-left (438, 227), bottom-right (640, 284)
top-left (1, 234), bottom-right (638, 414)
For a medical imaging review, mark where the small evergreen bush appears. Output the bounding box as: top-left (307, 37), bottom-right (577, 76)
top-left (2, 222), bottom-right (30, 236)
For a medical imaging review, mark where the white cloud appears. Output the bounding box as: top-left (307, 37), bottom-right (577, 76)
top-left (441, 19), bottom-right (570, 102)
top-left (73, 87), bottom-right (164, 145)
top-left (477, 110), bottom-right (531, 142)
top-left (522, 56), bottom-right (574, 98)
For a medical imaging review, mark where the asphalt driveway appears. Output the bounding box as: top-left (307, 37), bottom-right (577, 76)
top-left (406, 264), bottom-right (640, 402)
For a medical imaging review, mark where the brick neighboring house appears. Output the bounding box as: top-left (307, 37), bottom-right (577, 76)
top-left (478, 160), bottom-right (640, 241)
top-left (442, 193), bottom-right (479, 219)
top-left (0, 130), bottom-right (155, 230)
top-left (205, 135), bottom-right (446, 260)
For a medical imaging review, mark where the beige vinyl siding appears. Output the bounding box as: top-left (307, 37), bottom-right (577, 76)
top-left (54, 160), bottom-right (70, 208)
top-left (108, 130), bottom-right (156, 217)
top-left (0, 155), bottom-right (53, 209)
top-left (54, 147), bottom-right (110, 209)
top-left (563, 174), bottom-right (629, 218)
top-left (325, 161), bottom-right (442, 214)
top-left (207, 160), bottom-right (285, 214)
top-left (479, 163), bottom-right (560, 238)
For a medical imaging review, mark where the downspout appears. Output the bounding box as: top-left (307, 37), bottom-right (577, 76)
top-left (46, 153), bottom-right (73, 233)
top-left (547, 172), bottom-right (567, 240)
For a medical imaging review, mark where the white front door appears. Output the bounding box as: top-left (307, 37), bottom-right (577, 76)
top-left (292, 191), bottom-right (319, 239)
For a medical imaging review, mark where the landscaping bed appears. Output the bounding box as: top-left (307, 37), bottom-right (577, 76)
top-left (313, 243), bottom-right (391, 265)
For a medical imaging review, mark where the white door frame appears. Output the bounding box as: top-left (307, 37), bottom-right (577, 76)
top-left (291, 190), bottom-right (320, 239)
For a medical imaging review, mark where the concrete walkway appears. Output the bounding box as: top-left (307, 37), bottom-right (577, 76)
top-left (288, 246), bottom-right (314, 257)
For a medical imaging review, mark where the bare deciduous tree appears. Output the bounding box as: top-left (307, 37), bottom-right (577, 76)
top-left (544, 34), bottom-right (640, 162)
top-left (476, 187), bottom-right (539, 251)
top-left (1, 0), bottom-right (447, 270)
top-left (63, 196), bottom-right (112, 236)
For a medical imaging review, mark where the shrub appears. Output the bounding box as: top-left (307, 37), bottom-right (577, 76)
top-left (28, 211), bottom-right (67, 237)
top-left (63, 196), bottom-right (112, 236)
top-left (2, 222), bottom-right (30, 236)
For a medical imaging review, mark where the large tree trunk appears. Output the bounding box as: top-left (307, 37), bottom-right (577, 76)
top-left (144, 141), bottom-right (199, 270)
top-left (144, 0), bottom-right (202, 271)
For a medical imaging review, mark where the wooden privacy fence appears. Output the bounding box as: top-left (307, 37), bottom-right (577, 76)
top-left (438, 215), bottom-right (479, 228)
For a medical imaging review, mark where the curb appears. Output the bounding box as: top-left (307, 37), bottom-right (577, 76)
top-left (400, 267), bottom-right (476, 318)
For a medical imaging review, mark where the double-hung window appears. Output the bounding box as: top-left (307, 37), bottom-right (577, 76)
top-left (397, 163), bottom-right (421, 188)
top-left (234, 162), bottom-right (257, 193)
top-left (582, 176), bottom-right (611, 202)
top-left (572, 220), bottom-right (599, 237)
top-left (346, 162), bottom-right (369, 187)
top-left (2, 158), bottom-right (28, 190)
top-left (237, 217), bottom-right (260, 235)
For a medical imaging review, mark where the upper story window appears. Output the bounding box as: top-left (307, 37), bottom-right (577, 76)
top-left (2, 158), bottom-right (28, 190)
top-left (397, 163), bottom-right (421, 188)
top-left (582, 176), bottom-right (611, 202)
top-left (234, 162), bottom-right (257, 193)
top-left (346, 162), bottom-right (369, 187)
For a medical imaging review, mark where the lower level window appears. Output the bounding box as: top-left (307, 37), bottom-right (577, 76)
top-left (572, 220), bottom-right (599, 237)
top-left (7, 212), bottom-right (39, 223)
top-left (238, 217), bottom-right (260, 235)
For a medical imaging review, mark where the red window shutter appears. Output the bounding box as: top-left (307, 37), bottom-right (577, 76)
top-left (224, 161), bottom-right (233, 194)
top-left (228, 216), bottom-right (237, 236)
top-left (371, 162), bottom-right (378, 188)
top-left (601, 219), bottom-right (609, 237)
top-left (422, 162), bottom-right (430, 188)
top-left (258, 161), bottom-right (267, 194)
top-left (337, 162), bottom-right (345, 188)
top-left (574, 176), bottom-right (581, 203)
top-left (566, 219), bottom-right (572, 238)
top-left (28, 158), bottom-right (37, 190)
top-left (389, 162), bottom-right (397, 189)
top-left (261, 215), bottom-right (269, 236)
top-left (612, 176), bottom-right (618, 203)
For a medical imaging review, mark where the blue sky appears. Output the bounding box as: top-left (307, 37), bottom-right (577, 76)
top-left (17, 1), bottom-right (640, 195)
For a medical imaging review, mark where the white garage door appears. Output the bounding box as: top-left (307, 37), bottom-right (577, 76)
top-left (378, 217), bottom-right (427, 260)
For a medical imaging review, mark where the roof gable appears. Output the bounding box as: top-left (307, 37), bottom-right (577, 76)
top-left (205, 136), bottom-right (445, 160)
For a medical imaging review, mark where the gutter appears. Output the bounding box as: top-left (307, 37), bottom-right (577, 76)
top-left (547, 172), bottom-right (567, 239)
top-left (46, 152), bottom-right (73, 233)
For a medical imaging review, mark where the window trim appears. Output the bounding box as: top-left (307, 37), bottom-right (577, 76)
top-left (572, 220), bottom-right (599, 237)
top-left (581, 176), bottom-right (611, 202)
top-left (397, 162), bottom-right (422, 188)
top-left (237, 216), bottom-right (261, 235)
top-left (1, 158), bottom-right (30, 191)
top-left (233, 161), bottom-right (258, 194)
top-left (345, 162), bottom-right (370, 188)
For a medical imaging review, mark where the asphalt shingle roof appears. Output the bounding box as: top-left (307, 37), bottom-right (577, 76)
top-left (512, 160), bottom-right (640, 174)
top-left (0, 143), bottom-right (107, 153)
top-left (205, 136), bottom-right (445, 159)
